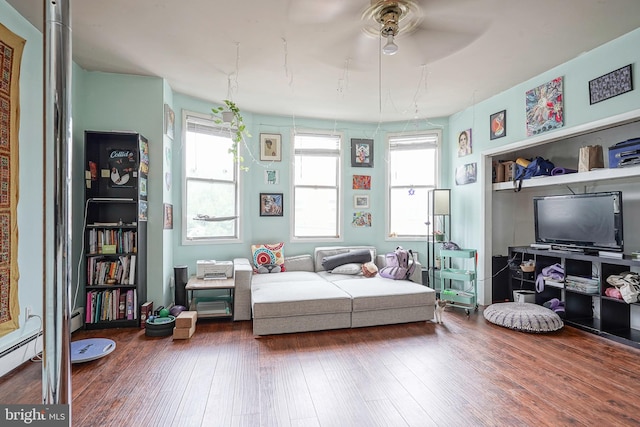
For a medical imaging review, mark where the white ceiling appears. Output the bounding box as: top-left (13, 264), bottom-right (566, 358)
top-left (7, 0), bottom-right (640, 123)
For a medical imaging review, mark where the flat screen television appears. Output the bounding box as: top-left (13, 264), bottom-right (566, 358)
top-left (533, 191), bottom-right (623, 253)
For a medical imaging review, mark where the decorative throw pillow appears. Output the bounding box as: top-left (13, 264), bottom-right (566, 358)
top-left (330, 263), bottom-right (363, 275)
top-left (251, 242), bottom-right (286, 273)
top-left (321, 249), bottom-right (372, 271)
top-left (362, 262), bottom-right (378, 278)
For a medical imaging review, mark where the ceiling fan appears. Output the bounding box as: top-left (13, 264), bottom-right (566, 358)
top-left (361, 0), bottom-right (424, 55)
top-left (288, 0), bottom-right (488, 67)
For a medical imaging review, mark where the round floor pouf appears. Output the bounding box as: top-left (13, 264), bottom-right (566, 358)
top-left (484, 302), bottom-right (563, 333)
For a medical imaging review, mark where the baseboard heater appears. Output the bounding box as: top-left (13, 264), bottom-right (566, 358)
top-left (0, 308), bottom-right (84, 378)
top-left (0, 331), bottom-right (43, 378)
top-left (71, 307), bottom-right (84, 333)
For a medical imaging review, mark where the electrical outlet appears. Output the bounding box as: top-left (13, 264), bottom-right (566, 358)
top-left (24, 306), bottom-right (32, 322)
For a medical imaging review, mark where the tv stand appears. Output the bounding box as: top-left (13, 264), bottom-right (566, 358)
top-left (509, 245), bottom-right (640, 349)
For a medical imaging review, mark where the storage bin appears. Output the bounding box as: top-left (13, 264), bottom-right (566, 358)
top-left (608, 137), bottom-right (640, 168)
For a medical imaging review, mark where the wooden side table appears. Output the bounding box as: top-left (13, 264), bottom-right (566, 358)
top-left (185, 275), bottom-right (235, 319)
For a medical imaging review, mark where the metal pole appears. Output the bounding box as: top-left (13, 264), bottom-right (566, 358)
top-left (43, 0), bottom-right (72, 408)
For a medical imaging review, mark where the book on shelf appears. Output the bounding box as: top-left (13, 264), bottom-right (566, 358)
top-left (128, 255), bottom-right (136, 285)
top-left (126, 290), bottom-right (134, 320)
top-left (140, 301), bottom-right (153, 329)
top-left (119, 292), bottom-right (126, 319)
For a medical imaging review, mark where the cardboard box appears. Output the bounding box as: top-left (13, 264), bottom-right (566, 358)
top-left (173, 323), bottom-right (196, 340)
top-left (175, 310), bottom-right (198, 329)
top-left (502, 161), bottom-right (516, 181)
top-left (492, 161), bottom-right (505, 183)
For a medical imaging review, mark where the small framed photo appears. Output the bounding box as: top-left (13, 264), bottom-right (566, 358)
top-left (351, 138), bottom-right (374, 167)
top-left (589, 64), bottom-right (633, 105)
top-left (489, 110), bottom-right (506, 140)
top-left (457, 129), bottom-right (472, 157)
top-left (353, 194), bottom-right (370, 209)
top-left (260, 133), bottom-right (282, 161)
top-left (264, 169), bottom-right (279, 185)
top-left (164, 103), bottom-right (175, 140)
top-left (163, 203), bottom-right (173, 229)
top-left (259, 193), bottom-right (283, 216)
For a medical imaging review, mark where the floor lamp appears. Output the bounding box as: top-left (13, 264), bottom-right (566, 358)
top-left (427, 189), bottom-right (450, 288)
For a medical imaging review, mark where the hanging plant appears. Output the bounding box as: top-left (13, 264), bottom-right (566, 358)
top-left (211, 99), bottom-right (250, 171)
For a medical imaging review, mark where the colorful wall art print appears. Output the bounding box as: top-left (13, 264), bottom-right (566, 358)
top-left (455, 162), bottom-right (477, 185)
top-left (352, 212), bottom-right (372, 227)
top-left (259, 193), bottom-right (283, 216)
top-left (352, 175), bottom-right (371, 190)
top-left (457, 129), bottom-right (472, 157)
top-left (490, 110), bottom-right (506, 140)
top-left (525, 76), bottom-right (564, 136)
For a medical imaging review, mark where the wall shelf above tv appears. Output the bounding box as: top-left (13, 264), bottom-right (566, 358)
top-left (492, 165), bottom-right (640, 191)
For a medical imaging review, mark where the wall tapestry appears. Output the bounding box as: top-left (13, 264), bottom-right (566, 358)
top-left (0, 24), bottom-right (25, 337)
top-left (525, 76), bottom-right (564, 137)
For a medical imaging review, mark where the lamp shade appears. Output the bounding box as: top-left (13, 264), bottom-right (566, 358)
top-left (433, 189), bottom-right (450, 216)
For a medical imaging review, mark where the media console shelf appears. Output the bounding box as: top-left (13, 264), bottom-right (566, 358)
top-left (509, 246), bottom-right (640, 349)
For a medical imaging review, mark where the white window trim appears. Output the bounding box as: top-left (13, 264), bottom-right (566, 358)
top-left (385, 129), bottom-right (442, 242)
top-left (289, 128), bottom-right (344, 242)
top-left (181, 109), bottom-right (243, 245)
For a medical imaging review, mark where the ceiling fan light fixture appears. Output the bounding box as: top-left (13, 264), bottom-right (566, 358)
top-left (378, 5), bottom-right (401, 55)
top-left (382, 34), bottom-right (398, 55)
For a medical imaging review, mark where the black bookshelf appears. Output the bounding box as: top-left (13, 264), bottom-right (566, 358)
top-left (84, 131), bottom-right (148, 329)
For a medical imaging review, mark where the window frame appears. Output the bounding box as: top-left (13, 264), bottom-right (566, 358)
top-left (386, 130), bottom-right (441, 241)
top-left (181, 109), bottom-right (243, 245)
top-left (290, 129), bottom-right (344, 242)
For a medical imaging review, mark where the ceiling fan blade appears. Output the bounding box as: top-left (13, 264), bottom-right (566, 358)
top-left (397, 13), bottom-right (490, 63)
top-left (287, 0), bottom-right (366, 24)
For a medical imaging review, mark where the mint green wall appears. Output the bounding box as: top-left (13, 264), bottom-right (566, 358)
top-left (0, 0), bottom-right (45, 352)
top-left (78, 72), bottom-right (166, 305)
top-left (448, 28), bottom-right (640, 302)
top-left (171, 93), bottom-right (448, 274)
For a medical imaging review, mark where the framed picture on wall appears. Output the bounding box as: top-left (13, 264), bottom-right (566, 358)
top-left (457, 129), bottom-right (472, 156)
top-left (353, 195), bottom-right (370, 209)
top-left (589, 64), bottom-right (633, 104)
top-left (489, 110), bottom-right (506, 140)
top-left (259, 193), bottom-right (283, 216)
top-left (163, 203), bottom-right (173, 229)
top-left (351, 138), bottom-right (373, 167)
top-left (164, 104), bottom-right (175, 140)
top-left (260, 134), bottom-right (282, 161)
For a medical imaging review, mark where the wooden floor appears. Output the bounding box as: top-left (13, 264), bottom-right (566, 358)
top-left (2, 307), bottom-right (640, 427)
